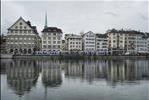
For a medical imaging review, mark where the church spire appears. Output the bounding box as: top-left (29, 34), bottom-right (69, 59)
top-left (44, 12), bottom-right (48, 28)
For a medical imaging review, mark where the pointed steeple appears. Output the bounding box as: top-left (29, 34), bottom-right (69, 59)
top-left (44, 12), bottom-right (48, 28)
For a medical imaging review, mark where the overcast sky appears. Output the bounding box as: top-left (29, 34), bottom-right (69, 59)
top-left (1, 0), bottom-right (149, 35)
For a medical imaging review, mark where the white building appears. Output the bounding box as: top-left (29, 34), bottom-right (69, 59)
top-left (41, 13), bottom-right (63, 54)
top-left (147, 38), bottom-right (149, 53)
top-left (95, 34), bottom-right (108, 55)
top-left (65, 34), bottom-right (82, 51)
top-left (135, 34), bottom-right (148, 54)
top-left (41, 27), bottom-right (63, 54)
top-left (6, 17), bottom-right (41, 55)
top-left (82, 31), bottom-right (96, 53)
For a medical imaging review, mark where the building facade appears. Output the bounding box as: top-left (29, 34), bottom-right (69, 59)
top-left (95, 34), bottom-right (108, 55)
top-left (82, 31), bottom-right (96, 53)
top-left (0, 35), bottom-right (7, 54)
top-left (135, 34), bottom-right (148, 54)
top-left (6, 17), bottom-right (41, 55)
top-left (107, 30), bottom-right (125, 55)
top-left (66, 34), bottom-right (82, 51)
top-left (147, 38), bottom-right (149, 53)
top-left (41, 27), bottom-right (63, 54)
top-left (107, 29), bottom-right (148, 55)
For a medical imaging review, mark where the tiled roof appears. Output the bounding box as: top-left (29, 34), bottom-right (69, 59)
top-left (96, 34), bottom-right (107, 38)
top-left (42, 27), bottom-right (62, 33)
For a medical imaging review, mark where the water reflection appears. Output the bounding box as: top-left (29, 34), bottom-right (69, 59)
top-left (6, 59), bottom-right (40, 96)
top-left (65, 60), bottom-right (149, 84)
top-left (41, 60), bottom-right (62, 87)
top-left (0, 59), bottom-right (149, 98)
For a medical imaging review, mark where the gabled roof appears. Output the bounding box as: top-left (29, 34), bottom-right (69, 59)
top-left (8, 17), bottom-right (33, 30)
top-left (8, 17), bottom-right (39, 34)
top-left (82, 31), bottom-right (94, 36)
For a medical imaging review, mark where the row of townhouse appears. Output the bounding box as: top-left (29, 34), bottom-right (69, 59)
top-left (3, 17), bottom-right (149, 55)
top-left (107, 29), bottom-right (149, 55)
top-left (64, 31), bottom-right (108, 55)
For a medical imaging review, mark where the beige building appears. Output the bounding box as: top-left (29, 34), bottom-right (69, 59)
top-left (65, 34), bottom-right (82, 51)
top-left (107, 30), bottom-right (125, 55)
top-left (6, 17), bottom-right (41, 55)
top-left (106, 29), bottom-right (147, 55)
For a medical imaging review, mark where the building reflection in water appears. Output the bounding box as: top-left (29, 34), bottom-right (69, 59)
top-left (6, 59), bottom-right (40, 96)
top-left (41, 60), bottom-right (62, 100)
top-left (1, 59), bottom-right (149, 98)
top-left (65, 59), bottom-right (149, 85)
top-left (41, 60), bottom-right (62, 87)
top-left (65, 60), bottom-right (108, 83)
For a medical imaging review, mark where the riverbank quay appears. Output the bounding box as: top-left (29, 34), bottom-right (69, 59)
top-left (0, 54), bottom-right (13, 59)
top-left (11, 54), bottom-right (149, 60)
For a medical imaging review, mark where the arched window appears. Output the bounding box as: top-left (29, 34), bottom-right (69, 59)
top-left (28, 49), bottom-right (32, 54)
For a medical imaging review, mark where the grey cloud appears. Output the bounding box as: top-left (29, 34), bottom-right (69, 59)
top-left (1, 1), bottom-right (149, 35)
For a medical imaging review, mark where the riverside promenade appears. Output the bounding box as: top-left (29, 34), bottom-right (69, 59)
top-left (12, 55), bottom-right (149, 60)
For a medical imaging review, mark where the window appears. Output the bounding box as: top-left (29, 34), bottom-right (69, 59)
top-left (53, 37), bottom-right (56, 40)
top-left (48, 45), bottom-right (51, 48)
top-left (53, 41), bottom-right (56, 44)
top-left (24, 30), bottom-right (26, 33)
top-left (20, 26), bottom-right (22, 29)
top-left (15, 30), bottom-right (18, 33)
top-left (43, 41), bottom-right (46, 44)
top-left (43, 37), bottom-right (46, 40)
top-left (57, 36), bottom-right (60, 40)
top-left (43, 45), bottom-right (46, 48)
top-left (48, 37), bottom-right (51, 40)
top-left (15, 26), bottom-right (18, 29)
top-left (57, 41), bottom-right (61, 44)
top-left (48, 41), bottom-right (51, 44)
top-left (53, 33), bottom-right (56, 36)
top-left (28, 30), bottom-right (31, 33)
top-left (20, 22), bottom-right (22, 25)
top-left (24, 26), bottom-right (26, 29)
top-left (53, 45), bottom-right (56, 48)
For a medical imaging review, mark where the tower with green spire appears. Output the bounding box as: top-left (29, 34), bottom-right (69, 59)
top-left (44, 12), bottom-right (48, 28)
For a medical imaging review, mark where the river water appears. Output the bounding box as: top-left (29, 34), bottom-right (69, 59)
top-left (1, 59), bottom-right (149, 100)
